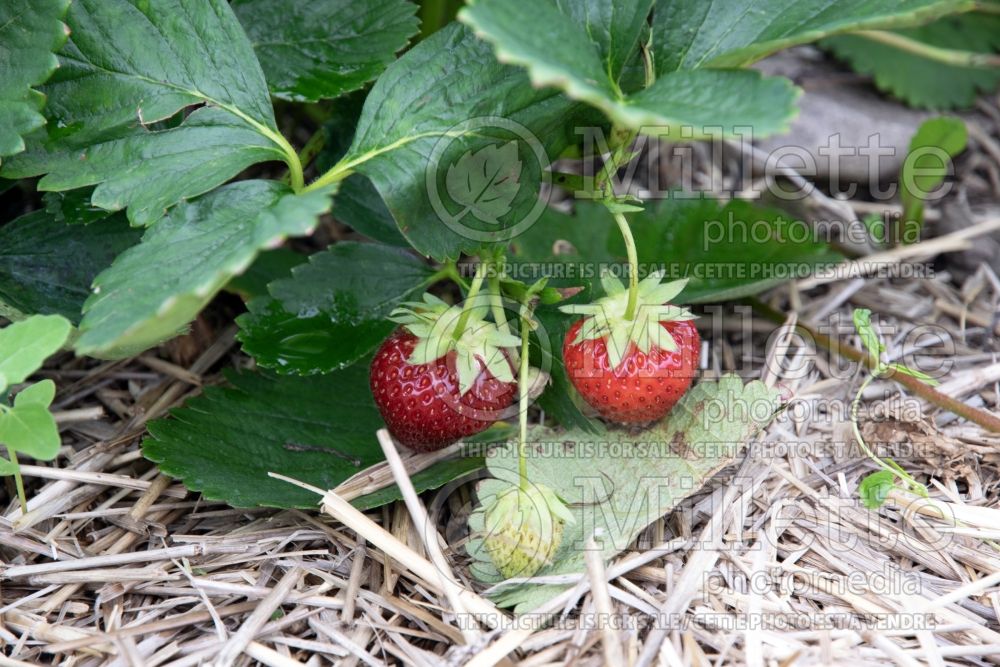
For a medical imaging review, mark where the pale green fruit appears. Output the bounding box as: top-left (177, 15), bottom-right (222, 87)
top-left (481, 482), bottom-right (574, 579)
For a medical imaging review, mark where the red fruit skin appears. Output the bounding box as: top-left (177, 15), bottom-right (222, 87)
top-left (370, 329), bottom-right (516, 452)
top-left (562, 318), bottom-right (700, 424)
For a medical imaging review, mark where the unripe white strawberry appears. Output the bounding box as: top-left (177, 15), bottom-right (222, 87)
top-left (481, 482), bottom-right (573, 579)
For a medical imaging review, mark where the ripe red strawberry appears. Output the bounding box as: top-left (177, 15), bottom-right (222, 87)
top-left (561, 271), bottom-right (699, 424)
top-left (370, 294), bottom-right (519, 452)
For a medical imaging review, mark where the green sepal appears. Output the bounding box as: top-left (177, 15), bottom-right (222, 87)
top-left (389, 292), bottom-right (519, 395)
top-left (559, 270), bottom-right (696, 371)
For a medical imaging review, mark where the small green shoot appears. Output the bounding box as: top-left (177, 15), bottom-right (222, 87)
top-left (897, 117), bottom-right (968, 245)
top-left (851, 308), bottom-right (935, 508)
top-left (0, 315), bottom-right (71, 513)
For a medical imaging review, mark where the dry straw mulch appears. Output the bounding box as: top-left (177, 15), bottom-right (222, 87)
top-left (3, 95), bottom-right (1000, 665)
top-left (1, 258), bottom-right (999, 666)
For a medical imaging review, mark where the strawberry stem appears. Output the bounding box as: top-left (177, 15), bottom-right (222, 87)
top-left (517, 305), bottom-right (531, 491)
top-left (452, 259), bottom-right (488, 343)
top-left (613, 211), bottom-right (639, 321)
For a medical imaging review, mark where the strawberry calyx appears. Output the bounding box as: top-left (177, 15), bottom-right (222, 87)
top-left (388, 292), bottom-right (520, 395)
top-left (559, 270), bottom-right (696, 370)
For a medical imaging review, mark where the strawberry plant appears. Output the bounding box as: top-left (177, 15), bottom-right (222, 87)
top-left (0, 0), bottom-right (986, 561)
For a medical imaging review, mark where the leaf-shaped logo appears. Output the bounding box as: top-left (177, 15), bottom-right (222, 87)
top-left (445, 141), bottom-right (522, 225)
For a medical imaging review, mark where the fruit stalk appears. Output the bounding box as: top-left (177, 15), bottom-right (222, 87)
top-left (517, 304), bottom-right (531, 491)
top-left (452, 259), bottom-right (488, 343)
top-left (612, 211), bottom-right (640, 321)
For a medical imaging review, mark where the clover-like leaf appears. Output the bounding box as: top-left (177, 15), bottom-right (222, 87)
top-left (232, 0), bottom-right (418, 102)
top-left (0, 0), bottom-right (69, 160)
top-left (859, 469), bottom-right (897, 509)
top-left (467, 374), bottom-right (781, 611)
top-left (445, 141), bottom-right (523, 225)
top-left (0, 403), bottom-right (61, 461)
top-left (0, 457), bottom-right (19, 476)
top-left (1, 0), bottom-right (298, 226)
top-left (75, 181), bottom-right (331, 358)
top-left (0, 315), bottom-right (72, 394)
top-left (14, 380), bottom-right (57, 409)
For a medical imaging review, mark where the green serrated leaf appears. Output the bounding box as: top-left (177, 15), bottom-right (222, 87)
top-left (334, 175), bottom-right (410, 247)
top-left (445, 141), bottom-right (523, 225)
top-left (144, 366), bottom-right (486, 509)
top-left (342, 23), bottom-right (587, 261)
top-left (5, 108), bottom-right (286, 228)
top-left (0, 0), bottom-right (69, 160)
top-left (0, 315), bottom-right (72, 394)
top-left (823, 13), bottom-right (1000, 110)
top-left (859, 469), bottom-right (897, 509)
top-left (460, 0), bottom-right (800, 139)
top-left (224, 248), bottom-right (307, 302)
top-left (44, 189), bottom-right (117, 226)
top-left (75, 181), bottom-right (331, 358)
top-left (237, 242), bottom-right (436, 375)
top-left (14, 380), bottom-right (57, 408)
top-left (1, 0), bottom-right (295, 225)
top-left (144, 367), bottom-right (384, 508)
top-left (0, 208), bottom-right (141, 323)
top-left (0, 403), bottom-right (61, 461)
top-left (468, 375), bottom-right (781, 611)
top-left (653, 0), bottom-right (975, 71)
top-left (509, 196), bottom-right (842, 303)
top-left (232, 0), bottom-right (418, 102)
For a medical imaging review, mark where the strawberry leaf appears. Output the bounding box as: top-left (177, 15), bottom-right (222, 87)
top-left (0, 0), bottom-right (69, 160)
top-left (75, 181), bottom-right (331, 358)
top-left (232, 0), bottom-right (418, 102)
top-left (823, 13), bottom-right (1000, 110)
top-left (509, 197), bottom-right (841, 303)
top-left (460, 0), bottom-right (799, 138)
top-left (653, 0), bottom-right (974, 71)
top-left (143, 367), bottom-right (489, 509)
top-left (237, 242), bottom-right (437, 375)
top-left (445, 141), bottom-right (522, 226)
top-left (0, 0), bottom-right (296, 226)
top-left (0, 208), bottom-right (140, 323)
top-left (342, 23), bottom-right (587, 260)
top-left (468, 375), bottom-right (781, 611)
top-left (334, 175), bottom-right (410, 247)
